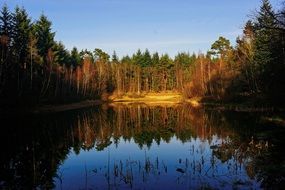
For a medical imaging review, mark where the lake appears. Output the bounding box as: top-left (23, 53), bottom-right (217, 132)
top-left (0, 103), bottom-right (284, 189)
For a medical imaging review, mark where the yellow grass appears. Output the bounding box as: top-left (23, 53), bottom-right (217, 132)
top-left (110, 92), bottom-right (181, 103)
top-left (185, 97), bottom-right (202, 108)
top-left (109, 92), bottom-right (202, 107)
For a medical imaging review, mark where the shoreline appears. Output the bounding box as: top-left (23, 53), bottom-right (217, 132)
top-left (1, 92), bottom-right (284, 114)
top-left (31, 100), bottom-right (103, 114)
top-left (0, 100), bottom-right (103, 115)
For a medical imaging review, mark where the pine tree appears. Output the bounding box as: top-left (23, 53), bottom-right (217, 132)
top-left (12, 6), bottom-right (31, 67)
top-left (121, 55), bottom-right (131, 64)
top-left (0, 5), bottom-right (13, 98)
top-left (0, 4), bottom-right (13, 40)
top-left (152, 52), bottom-right (160, 66)
top-left (70, 47), bottom-right (81, 67)
top-left (53, 41), bottom-right (70, 66)
top-left (159, 54), bottom-right (173, 91)
top-left (0, 4), bottom-right (13, 63)
top-left (10, 6), bottom-right (32, 95)
top-left (142, 49), bottom-right (152, 67)
top-left (256, 0), bottom-right (285, 102)
top-left (112, 51), bottom-right (119, 63)
top-left (174, 52), bottom-right (194, 90)
top-left (209, 36), bottom-right (232, 61)
top-left (253, 0), bottom-right (278, 95)
top-left (34, 14), bottom-right (55, 66)
top-left (133, 49), bottom-right (144, 66)
top-left (94, 48), bottom-right (109, 63)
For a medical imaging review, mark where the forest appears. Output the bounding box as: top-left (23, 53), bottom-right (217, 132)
top-left (0, 0), bottom-right (284, 108)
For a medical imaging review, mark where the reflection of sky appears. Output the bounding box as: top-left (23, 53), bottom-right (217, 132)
top-left (55, 136), bottom-right (261, 190)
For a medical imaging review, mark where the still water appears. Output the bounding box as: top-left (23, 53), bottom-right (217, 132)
top-left (0, 103), bottom-right (284, 189)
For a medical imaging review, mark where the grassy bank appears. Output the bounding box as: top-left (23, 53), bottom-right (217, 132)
top-left (109, 92), bottom-right (183, 105)
top-left (108, 92), bottom-right (205, 108)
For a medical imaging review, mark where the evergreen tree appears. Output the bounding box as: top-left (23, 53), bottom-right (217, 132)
top-left (0, 4), bottom-right (13, 63)
top-left (70, 47), bottom-right (81, 67)
top-left (159, 54), bottom-right (173, 69)
top-left (12, 6), bottom-right (31, 66)
top-left (209, 36), bottom-right (232, 60)
top-left (253, 0), bottom-right (285, 102)
top-left (253, 0), bottom-right (277, 91)
top-left (0, 4), bottom-right (13, 39)
top-left (34, 14), bottom-right (55, 65)
top-left (174, 52), bottom-right (195, 67)
top-left (53, 41), bottom-right (70, 66)
top-left (152, 52), bottom-right (160, 66)
top-left (256, 0), bottom-right (276, 29)
top-left (112, 51), bottom-right (119, 63)
top-left (121, 55), bottom-right (131, 64)
top-left (94, 48), bottom-right (109, 63)
top-left (133, 49), bottom-right (146, 66)
top-left (159, 54), bottom-right (173, 90)
top-left (142, 49), bottom-right (152, 67)
top-left (80, 49), bottom-right (94, 61)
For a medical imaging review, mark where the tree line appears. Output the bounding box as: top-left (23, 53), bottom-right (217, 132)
top-left (0, 0), bottom-right (284, 107)
top-left (187, 0), bottom-right (285, 106)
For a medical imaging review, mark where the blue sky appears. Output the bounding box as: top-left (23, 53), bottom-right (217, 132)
top-left (3, 0), bottom-right (283, 57)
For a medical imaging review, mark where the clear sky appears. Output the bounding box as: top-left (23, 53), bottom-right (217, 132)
top-left (3, 0), bottom-right (283, 57)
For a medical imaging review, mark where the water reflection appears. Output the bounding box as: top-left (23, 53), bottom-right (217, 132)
top-left (0, 104), bottom-right (284, 189)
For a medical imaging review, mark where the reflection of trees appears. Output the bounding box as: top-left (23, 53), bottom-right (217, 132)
top-left (250, 127), bottom-right (285, 189)
top-left (207, 111), bottom-right (285, 189)
top-left (74, 104), bottom-right (285, 188)
top-left (110, 103), bottom-right (236, 147)
top-left (0, 105), bottom-right (284, 189)
top-left (0, 114), bottom-right (73, 189)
